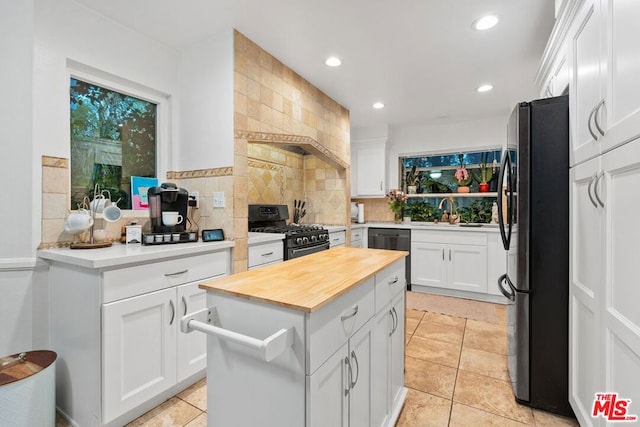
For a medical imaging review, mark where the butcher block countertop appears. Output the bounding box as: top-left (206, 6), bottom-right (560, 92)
top-left (199, 247), bottom-right (408, 312)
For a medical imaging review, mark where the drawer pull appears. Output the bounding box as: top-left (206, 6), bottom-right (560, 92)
top-left (340, 305), bottom-right (359, 321)
top-left (261, 251), bottom-right (274, 257)
top-left (165, 269), bottom-right (189, 277)
top-left (182, 296), bottom-right (188, 316)
top-left (388, 276), bottom-right (399, 285)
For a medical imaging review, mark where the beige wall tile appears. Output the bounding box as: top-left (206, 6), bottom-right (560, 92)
top-left (43, 166), bottom-right (69, 194)
top-left (42, 193), bottom-right (69, 220)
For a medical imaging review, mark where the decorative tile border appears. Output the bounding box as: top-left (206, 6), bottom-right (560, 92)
top-left (167, 167), bottom-right (233, 179)
top-left (42, 156), bottom-right (68, 168)
top-left (235, 130), bottom-right (348, 170)
top-left (247, 159), bottom-right (281, 171)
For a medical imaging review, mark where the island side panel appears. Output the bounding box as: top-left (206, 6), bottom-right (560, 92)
top-left (204, 292), bottom-right (306, 427)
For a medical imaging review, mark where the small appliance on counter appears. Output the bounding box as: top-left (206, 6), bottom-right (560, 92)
top-left (142, 182), bottom-right (198, 245)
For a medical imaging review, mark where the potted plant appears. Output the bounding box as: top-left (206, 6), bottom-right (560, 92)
top-left (386, 189), bottom-right (408, 223)
top-left (454, 154), bottom-right (472, 193)
top-left (472, 153), bottom-right (494, 193)
top-left (405, 165), bottom-right (422, 194)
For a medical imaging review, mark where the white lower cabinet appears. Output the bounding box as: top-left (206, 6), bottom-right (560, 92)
top-left (329, 230), bottom-right (347, 248)
top-left (350, 227), bottom-right (365, 248)
top-left (42, 247), bottom-right (232, 427)
top-left (411, 230), bottom-right (487, 294)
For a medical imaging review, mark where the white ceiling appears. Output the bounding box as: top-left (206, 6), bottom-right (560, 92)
top-left (74, 0), bottom-right (555, 131)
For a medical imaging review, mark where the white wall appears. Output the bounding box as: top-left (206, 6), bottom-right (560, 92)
top-left (386, 115), bottom-right (508, 188)
top-left (177, 29), bottom-right (235, 169)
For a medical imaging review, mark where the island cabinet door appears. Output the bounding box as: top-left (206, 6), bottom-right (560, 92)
top-left (308, 341), bottom-right (349, 427)
top-left (370, 307), bottom-right (391, 427)
top-left (176, 281), bottom-right (207, 382)
top-left (389, 292), bottom-right (405, 411)
top-left (348, 321), bottom-right (373, 427)
top-left (102, 287), bottom-right (177, 424)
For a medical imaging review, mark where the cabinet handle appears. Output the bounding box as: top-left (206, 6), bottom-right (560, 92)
top-left (165, 269), bottom-right (188, 277)
top-left (350, 350), bottom-right (359, 389)
top-left (380, 181), bottom-right (383, 191)
top-left (261, 251), bottom-right (274, 257)
top-left (449, 249), bottom-right (452, 261)
top-left (389, 307), bottom-right (398, 336)
top-left (594, 171), bottom-right (605, 208)
top-left (169, 300), bottom-right (175, 326)
top-left (442, 249), bottom-right (445, 261)
top-left (594, 99), bottom-right (606, 137)
top-left (340, 305), bottom-right (359, 321)
top-left (587, 104), bottom-right (599, 141)
top-left (344, 357), bottom-right (352, 396)
top-left (182, 296), bottom-right (187, 316)
top-left (388, 276), bottom-right (399, 285)
top-left (587, 174), bottom-right (598, 208)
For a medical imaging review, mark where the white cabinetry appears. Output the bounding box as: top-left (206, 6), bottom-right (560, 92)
top-left (411, 230), bottom-right (487, 294)
top-left (329, 230), bottom-right (346, 248)
top-left (569, 139), bottom-right (640, 426)
top-left (350, 227), bottom-right (365, 248)
top-left (41, 246), bottom-right (232, 427)
top-left (351, 139), bottom-right (386, 197)
top-left (248, 240), bottom-right (284, 270)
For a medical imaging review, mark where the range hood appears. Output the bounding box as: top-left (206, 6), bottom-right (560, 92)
top-left (236, 131), bottom-right (347, 170)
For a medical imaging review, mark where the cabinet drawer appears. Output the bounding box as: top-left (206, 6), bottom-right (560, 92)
top-left (412, 229), bottom-right (487, 246)
top-left (103, 251), bottom-right (230, 303)
top-left (375, 259), bottom-right (405, 312)
top-left (329, 231), bottom-right (346, 247)
top-left (307, 278), bottom-right (374, 374)
top-left (350, 229), bottom-right (363, 242)
top-left (248, 241), bottom-right (284, 268)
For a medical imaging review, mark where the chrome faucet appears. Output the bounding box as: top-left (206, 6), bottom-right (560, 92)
top-left (438, 196), bottom-right (459, 224)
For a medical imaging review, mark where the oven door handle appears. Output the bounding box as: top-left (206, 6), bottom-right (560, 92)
top-left (288, 242), bottom-right (330, 259)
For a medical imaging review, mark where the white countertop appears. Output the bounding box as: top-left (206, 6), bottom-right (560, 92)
top-left (354, 221), bottom-right (502, 233)
top-left (320, 225), bottom-right (347, 232)
top-left (248, 232), bottom-right (286, 245)
top-left (38, 240), bottom-right (235, 269)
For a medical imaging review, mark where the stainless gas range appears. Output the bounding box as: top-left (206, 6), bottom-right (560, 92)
top-left (249, 205), bottom-right (329, 260)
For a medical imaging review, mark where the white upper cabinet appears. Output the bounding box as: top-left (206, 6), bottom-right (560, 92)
top-left (568, 0), bottom-right (606, 166)
top-left (351, 139), bottom-right (386, 197)
top-left (600, 0), bottom-right (640, 153)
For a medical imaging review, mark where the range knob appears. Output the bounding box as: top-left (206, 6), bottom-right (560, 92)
top-left (302, 236), bottom-right (309, 244)
top-left (311, 235), bottom-right (318, 242)
top-left (319, 234), bottom-right (327, 241)
top-left (296, 237), bottom-right (303, 245)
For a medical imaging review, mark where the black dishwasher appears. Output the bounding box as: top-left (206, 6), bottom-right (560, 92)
top-left (368, 228), bottom-right (411, 290)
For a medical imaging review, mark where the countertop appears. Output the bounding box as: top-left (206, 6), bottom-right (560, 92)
top-left (248, 232), bottom-right (286, 245)
top-left (199, 246), bottom-right (408, 312)
top-left (356, 221), bottom-right (502, 233)
top-left (37, 240), bottom-right (235, 269)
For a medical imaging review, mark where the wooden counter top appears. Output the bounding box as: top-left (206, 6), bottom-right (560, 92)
top-left (199, 247), bottom-right (408, 312)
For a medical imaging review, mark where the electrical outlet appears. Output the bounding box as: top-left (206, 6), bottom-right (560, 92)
top-left (213, 192), bottom-right (225, 208)
top-left (189, 191), bottom-right (199, 208)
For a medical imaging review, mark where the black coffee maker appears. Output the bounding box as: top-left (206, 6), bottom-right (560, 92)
top-left (147, 183), bottom-right (189, 233)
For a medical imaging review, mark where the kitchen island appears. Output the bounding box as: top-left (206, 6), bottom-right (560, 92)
top-left (188, 246), bottom-right (408, 427)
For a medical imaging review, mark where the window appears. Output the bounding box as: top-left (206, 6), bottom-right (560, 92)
top-left (70, 78), bottom-right (157, 210)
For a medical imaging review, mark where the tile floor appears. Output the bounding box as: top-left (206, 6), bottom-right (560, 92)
top-left (56, 295), bottom-right (580, 427)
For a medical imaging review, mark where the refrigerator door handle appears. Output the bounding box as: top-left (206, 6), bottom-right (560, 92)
top-left (497, 151), bottom-right (512, 250)
top-left (498, 274), bottom-right (515, 302)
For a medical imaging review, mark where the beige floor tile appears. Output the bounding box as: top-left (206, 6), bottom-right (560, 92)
top-left (532, 409), bottom-right (580, 426)
top-left (55, 412), bottom-right (71, 427)
top-left (125, 397), bottom-right (203, 427)
top-left (494, 304), bottom-right (508, 326)
top-left (406, 316), bottom-right (420, 335)
top-left (177, 378), bottom-right (207, 411)
top-left (396, 388), bottom-right (452, 427)
top-left (423, 311), bottom-right (466, 329)
top-left (405, 355), bottom-right (457, 399)
top-left (185, 412), bottom-right (207, 427)
top-left (407, 308), bottom-right (426, 320)
top-left (414, 320), bottom-right (465, 346)
top-left (453, 370), bottom-right (533, 424)
top-left (450, 402), bottom-right (529, 426)
top-left (405, 335), bottom-right (461, 368)
top-left (458, 346), bottom-right (509, 381)
top-left (406, 334), bottom-right (412, 345)
top-left (463, 319), bottom-right (507, 355)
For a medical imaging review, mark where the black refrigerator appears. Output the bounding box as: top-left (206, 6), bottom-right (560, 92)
top-left (497, 95), bottom-right (574, 418)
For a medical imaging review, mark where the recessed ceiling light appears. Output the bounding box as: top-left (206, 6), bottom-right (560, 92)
top-left (372, 102), bottom-right (385, 109)
top-left (476, 84), bottom-right (493, 93)
top-left (325, 56), bottom-right (342, 67)
top-left (472, 15), bottom-right (499, 31)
